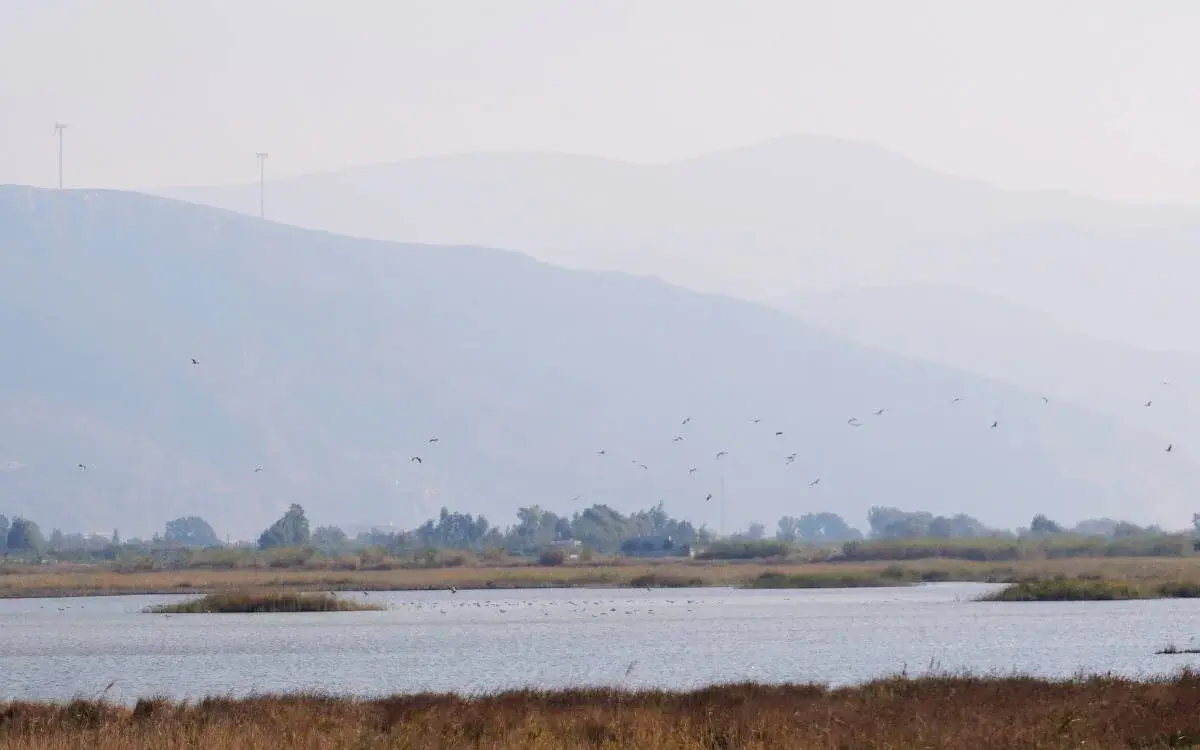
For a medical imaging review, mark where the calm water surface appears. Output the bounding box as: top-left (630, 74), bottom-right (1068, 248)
top-left (3, 583), bottom-right (1200, 703)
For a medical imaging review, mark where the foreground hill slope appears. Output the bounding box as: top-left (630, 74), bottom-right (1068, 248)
top-left (0, 186), bottom-right (1193, 537)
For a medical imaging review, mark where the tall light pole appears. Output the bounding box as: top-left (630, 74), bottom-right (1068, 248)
top-left (53, 123), bottom-right (67, 189)
top-left (255, 152), bottom-right (268, 218)
top-left (719, 474), bottom-right (726, 537)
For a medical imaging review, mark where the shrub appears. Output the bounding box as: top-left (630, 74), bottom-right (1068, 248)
top-left (145, 589), bottom-right (385, 614)
top-left (629, 573), bottom-right (704, 588)
top-left (265, 546), bottom-right (316, 568)
top-left (695, 540), bottom-right (791, 560)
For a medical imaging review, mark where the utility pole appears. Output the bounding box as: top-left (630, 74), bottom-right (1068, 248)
top-left (255, 152), bottom-right (269, 218)
top-left (719, 474), bottom-right (726, 537)
top-left (53, 123), bottom-right (67, 189)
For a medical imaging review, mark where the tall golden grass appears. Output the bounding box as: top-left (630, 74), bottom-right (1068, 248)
top-left (6, 556), bottom-right (1200, 598)
top-left (3, 674), bottom-right (1200, 748)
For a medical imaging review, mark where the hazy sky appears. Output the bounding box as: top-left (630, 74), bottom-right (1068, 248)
top-left (3, 0), bottom-right (1200, 202)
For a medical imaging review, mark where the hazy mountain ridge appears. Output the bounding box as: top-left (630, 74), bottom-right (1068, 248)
top-left (0, 186), bottom-right (1195, 538)
top-left (772, 283), bottom-right (1200, 449)
top-left (158, 135), bottom-right (1200, 351)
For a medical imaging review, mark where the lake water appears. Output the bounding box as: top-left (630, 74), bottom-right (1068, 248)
top-left (3, 582), bottom-right (1200, 703)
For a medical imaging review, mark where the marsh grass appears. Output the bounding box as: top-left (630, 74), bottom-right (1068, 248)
top-left (144, 589), bottom-right (385, 614)
top-left (627, 573), bottom-right (706, 588)
top-left (6, 674), bottom-right (1200, 748)
top-left (1157, 644), bottom-right (1200, 655)
top-left (10, 555), bottom-right (1200, 599)
top-left (841, 533), bottom-right (1194, 562)
top-left (979, 578), bottom-right (1200, 602)
top-left (748, 570), bottom-right (910, 588)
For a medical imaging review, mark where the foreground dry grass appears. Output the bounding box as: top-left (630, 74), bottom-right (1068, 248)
top-left (8, 555), bottom-right (1200, 598)
top-left (5, 675), bottom-right (1200, 749)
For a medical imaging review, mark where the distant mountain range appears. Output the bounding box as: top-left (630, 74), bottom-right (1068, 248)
top-left (1, 186), bottom-right (1195, 538)
top-left (772, 284), bottom-right (1200, 450)
top-left (158, 135), bottom-right (1200, 353)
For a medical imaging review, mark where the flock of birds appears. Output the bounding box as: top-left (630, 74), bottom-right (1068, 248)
top-left (59, 359), bottom-right (1181, 530)
top-left (368, 592), bottom-right (726, 619)
top-left (390, 379), bottom-right (1182, 513)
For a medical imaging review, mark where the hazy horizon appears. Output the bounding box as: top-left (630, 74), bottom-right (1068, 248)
top-left (7, 3), bottom-right (1200, 539)
top-left (5, 1), bottom-right (1200, 205)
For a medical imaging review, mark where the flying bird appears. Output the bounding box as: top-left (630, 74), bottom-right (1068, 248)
top-left (688, 467), bottom-right (698, 475)
top-left (715, 451), bottom-right (728, 460)
top-left (808, 478), bottom-right (821, 487)
top-left (1145, 400), bottom-right (1153, 407)
top-left (427, 437), bottom-right (439, 443)
top-left (951, 397), bottom-right (963, 403)
top-left (635, 462), bottom-right (649, 470)
top-left (705, 493), bottom-right (713, 502)
top-left (596, 449), bottom-right (607, 456)
top-left (1167, 444), bottom-right (1174, 453)
top-left (570, 494), bottom-right (583, 503)
top-left (672, 435), bottom-right (684, 442)
top-left (681, 416), bottom-right (691, 425)
top-left (785, 453), bottom-right (797, 464)
top-left (190, 358), bottom-right (199, 365)
top-left (774, 431), bottom-right (784, 437)
top-left (990, 421), bottom-right (999, 428)
top-left (1041, 397), bottom-right (1049, 404)
top-left (751, 418), bottom-right (762, 424)
top-left (410, 456), bottom-right (422, 463)
top-left (873, 408), bottom-right (886, 416)
top-left (847, 418), bottom-right (862, 427)
top-left (76, 463), bottom-right (86, 471)
top-left (253, 465), bottom-right (263, 473)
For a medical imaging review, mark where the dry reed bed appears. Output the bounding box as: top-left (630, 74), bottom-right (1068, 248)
top-left (4, 675), bottom-right (1200, 749)
top-left (143, 589), bottom-right (385, 614)
top-left (7, 556), bottom-right (1200, 598)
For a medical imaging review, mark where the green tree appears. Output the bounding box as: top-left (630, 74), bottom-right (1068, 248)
top-left (569, 504), bottom-right (630, 553)
top-left (312, 525), bottom-right (348, 549)
top-left (508, 505), bottom-right (563, 551)
top-left (1030, 514), bottom-right (1063, 536)
top-left (1112, 521), bottom-right (1158, 538)
top-left (780, 512), bottom-right (862, 543)
top-left (928, 513), bottom-right (991, 539)
top-left (868, 507), bottom-right (934, 539)
top-left (111, 528), bottom-right (121, 546)
top-left (6, 517), bottom-right (46, 555)
top-left (0, 514), bottom-right (8, 551)
top-left (258, 504), bottom-right (311, 549)
top-left (164, 516), bottom-right (221, 547)
top-left (415, 508), bottom-right (494, 549)
top-left (776, 516), bottom-right (799, 542)
top-left (48, 528), bottom-right (65, 551)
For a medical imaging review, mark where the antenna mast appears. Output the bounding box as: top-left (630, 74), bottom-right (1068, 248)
top-left (53, 123), bottom-right (67, 189)
top-left (255, 152), bottom-right (269, 218)
top-left (720, 474), bottom-right (726, 537)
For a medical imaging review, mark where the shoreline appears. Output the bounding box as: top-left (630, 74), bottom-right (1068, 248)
top-left (3, 674), bottom-right (1200, 747)
top-left (5, 556), bottom-right (1200, 599)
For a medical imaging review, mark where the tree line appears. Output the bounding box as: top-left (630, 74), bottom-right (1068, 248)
top-left (1, 503), bottom-right (1185, 560)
